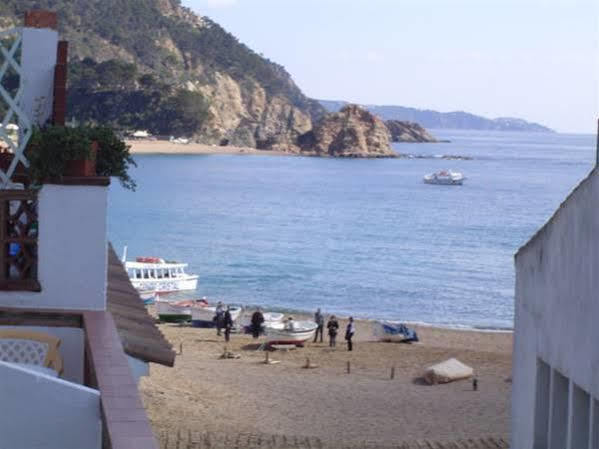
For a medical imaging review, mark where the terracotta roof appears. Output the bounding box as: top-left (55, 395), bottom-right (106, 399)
top-left (107, 243), bottom-right (175, 367)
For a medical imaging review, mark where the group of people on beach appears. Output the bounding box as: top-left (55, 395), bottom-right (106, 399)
top-left (215, 303), bottom-right (356, 351)
top-left (313, 308), bottom-right (355, 351)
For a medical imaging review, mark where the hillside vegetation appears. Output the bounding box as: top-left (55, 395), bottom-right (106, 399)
top-left (0, 0), bottom-right (324, 144)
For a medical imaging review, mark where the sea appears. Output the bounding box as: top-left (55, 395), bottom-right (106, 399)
top-left (108, 130), bottom-right (595, 330)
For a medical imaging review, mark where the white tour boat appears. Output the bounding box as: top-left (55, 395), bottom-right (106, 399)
top-left (264, 320), bottom-right (318, 347)
top-left (423, 170), bottom-right (465, 185)
top-left (122, 248), bottom-right (198, 293)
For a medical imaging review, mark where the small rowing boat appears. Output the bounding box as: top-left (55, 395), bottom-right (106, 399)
top-left (265, 320), bottom-right (318, 347)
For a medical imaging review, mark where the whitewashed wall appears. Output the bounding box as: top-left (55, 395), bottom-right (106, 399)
top-left (0, 185), bottom-right (108, 310)
top-left (513, 169), bottom-right (599, 449)
top-left (0, 361), bottom-right (101, 449)
top-left (21, 27), bottom-right (59, 126)
top-left (0, 325), bottom-right (84, 383)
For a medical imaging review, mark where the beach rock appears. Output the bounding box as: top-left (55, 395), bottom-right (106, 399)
top-left (423, 358), bottom-right (473, 385)
top-left (298, 105), bottom-right (396, 158)
top-left (385, 120), bottom-right (439, 143)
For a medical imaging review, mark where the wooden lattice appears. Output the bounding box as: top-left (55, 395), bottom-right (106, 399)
top-left (0, 189), bottom-right (39, 291)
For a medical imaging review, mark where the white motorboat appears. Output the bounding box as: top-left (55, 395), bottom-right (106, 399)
top-left (156, 298), bottom-right (208, 323)
top-left (191, 304), bottom-right (243, 328)
top-left (423, 170), bottom-right (465, 185)
top-left (122, 247), bottom-right (199, 293)
top-left (265, 320), bottom-right (318, 346)
top-left (240, 311), bottom-right (285, 329)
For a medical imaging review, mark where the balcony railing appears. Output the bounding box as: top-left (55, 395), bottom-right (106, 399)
top-left (0, 189), bottom-right (39, 291)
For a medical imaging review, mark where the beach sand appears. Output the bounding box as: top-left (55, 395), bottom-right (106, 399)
top-left (127, 139), bottom-right (289, 156)
top-left (141, 314), bottom-right (512, 447)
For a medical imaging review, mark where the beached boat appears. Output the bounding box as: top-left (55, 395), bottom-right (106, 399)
top-left (265, 320), bottom-right (318, 346)
top-left (241, 311), bottom-right (285, 334)
top-left (423, 170), bottom-right (465, 185)
top-left (122, 248), bottom-right (199, 293)
top-left (139, 291), bottom-right (157, 305)
top-left (373, 321), bottom-right (419, 343)
top-left (156, 299), bottom-right (208, 323)
top-left (190, 304), bottom-right (243, 328)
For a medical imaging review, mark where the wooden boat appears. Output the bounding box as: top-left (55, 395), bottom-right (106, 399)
top-left (156, 299), bottom-right (208, 323)
top-left (265, 320), bottom-right (318, 347)
top-left (190, 304), bottom-right (243, 328)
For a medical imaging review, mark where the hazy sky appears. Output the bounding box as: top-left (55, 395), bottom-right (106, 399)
top-left (182, 0), bottom-right (598, 133)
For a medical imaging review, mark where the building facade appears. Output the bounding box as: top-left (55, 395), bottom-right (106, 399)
top-left (513, 168), bottom-right (599, 449)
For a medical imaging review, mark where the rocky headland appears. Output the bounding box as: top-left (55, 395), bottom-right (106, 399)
top-left (385, 120), bottom-right (439, 143)
top-left (297, 105), bottom-right (397, 158)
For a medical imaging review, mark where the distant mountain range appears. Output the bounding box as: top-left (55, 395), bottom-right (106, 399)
top-left (319, 101), bottom-right (554, 133)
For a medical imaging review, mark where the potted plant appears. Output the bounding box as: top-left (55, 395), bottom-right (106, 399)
top-left (25, 125), bottom-right (136, 190)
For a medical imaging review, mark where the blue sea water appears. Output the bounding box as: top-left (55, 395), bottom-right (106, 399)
top-left (108, 130), bottom-right (595, 329)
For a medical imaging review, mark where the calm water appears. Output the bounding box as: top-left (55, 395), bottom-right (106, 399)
top-left (108, 130), bottom-right (594, 329)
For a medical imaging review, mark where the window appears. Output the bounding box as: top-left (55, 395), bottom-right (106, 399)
top-left (0, 190), bottom-right (39, 291)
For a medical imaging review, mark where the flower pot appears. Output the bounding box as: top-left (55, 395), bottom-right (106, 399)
top-left (64, 141), bottom-right (98, 177)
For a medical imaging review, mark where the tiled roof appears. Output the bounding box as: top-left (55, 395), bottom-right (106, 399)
top-left (107, 243), bottom-right (175, 367)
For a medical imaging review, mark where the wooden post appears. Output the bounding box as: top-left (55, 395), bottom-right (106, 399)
top-left (346, 361), bottom-right (351, 374)
top-left (305, 358), bottom-right (311, 369)
top-left (265, 351), bottom-right (269, 364)
top-left (179, 341), bottom-right (183, 355)
top-left (390, 366), bottom-right (395, 380)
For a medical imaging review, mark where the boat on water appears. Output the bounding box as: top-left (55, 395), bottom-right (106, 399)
top-left (190, 304), bottom-right (243, 328)
top-left (265, 320), bottom-right (318, 347)
top-left (122, 247), bottom-right (199, 293)
top-left (156, 298), bottom-right (208, 323)
top-left (423, 170), bottom-right (465, 185)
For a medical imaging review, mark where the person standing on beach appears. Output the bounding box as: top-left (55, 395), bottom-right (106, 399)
top-left (250, 308), bottom-right (264, 338)
top-left (313, 308), bottom-right (324, 343)
top-left (223, 307), bottom-right (233, 342)
top-left (345, 317), bottom-right (355, 351)
top-left (327, 315), bottom-right (339, 347)
top-left (215, 301), bottom-right (225, 336)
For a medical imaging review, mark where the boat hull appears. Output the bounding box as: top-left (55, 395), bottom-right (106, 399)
top-left (156, 301), bottom-right (192, 322)
top-left (265, 321), bottom-right (318, 346)
top-left (190, 306), bottom-right (242, 328)
top-left (130, 276), bottom-right (198, 293)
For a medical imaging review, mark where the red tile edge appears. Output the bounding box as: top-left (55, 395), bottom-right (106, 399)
top-left (83, 311), bottom-right (159, 449)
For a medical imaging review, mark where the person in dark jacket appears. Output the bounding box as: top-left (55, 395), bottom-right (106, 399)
top-left (313, 308), bottom-right (324, 343)
top-left (250, 308), bottom-right (264, 338)
top-left (345, 317), bottom-right (355, 351)
top-left (214, 301), bottom-right (225, 336)
top-left (223, 307), bottom-right (234, 342)
top-left (327, 315), bottom-right (339, 348)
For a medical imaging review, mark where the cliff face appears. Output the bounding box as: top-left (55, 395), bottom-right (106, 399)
top-left (385, 120), bottom-right (438, 143)
top-left (299, 105), bottom-right (396, 158)
top-left (0, 0), bottom-right (325, 147)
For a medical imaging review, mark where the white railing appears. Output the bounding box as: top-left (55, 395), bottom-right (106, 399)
top-left (0, 27), bottom-right (32, 187)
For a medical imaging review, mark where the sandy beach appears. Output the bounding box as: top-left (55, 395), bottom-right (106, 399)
top-left (141, 313), bottom-right (512, 448)
top-left (127, 139), bottom-right (289, 156)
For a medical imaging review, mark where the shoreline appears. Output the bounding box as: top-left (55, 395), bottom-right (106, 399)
top-left (127, 139), bottom-right (289, 156)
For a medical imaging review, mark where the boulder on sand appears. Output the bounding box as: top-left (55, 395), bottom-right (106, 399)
top-left (423, 358), bottom-right (473, 385)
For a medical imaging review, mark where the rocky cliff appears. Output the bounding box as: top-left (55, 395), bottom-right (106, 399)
top-left (298, 105), bottom-right (396, 158)
top-left (385, 120), bottom-right (438, 142)
top-left (0, 0), bottom-right (325, 148)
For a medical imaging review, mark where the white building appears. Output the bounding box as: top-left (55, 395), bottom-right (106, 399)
top-left (512, 167), bottom-right (599, 449)
top-left (0, 11), bottom-right (174, 449)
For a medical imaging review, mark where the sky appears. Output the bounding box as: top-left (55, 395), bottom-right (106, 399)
top-left (182, 0), bottom-right (598, 133)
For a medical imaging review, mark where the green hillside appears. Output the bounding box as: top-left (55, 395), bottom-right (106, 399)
top-left (0, 0), bottom-right (324, 140)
